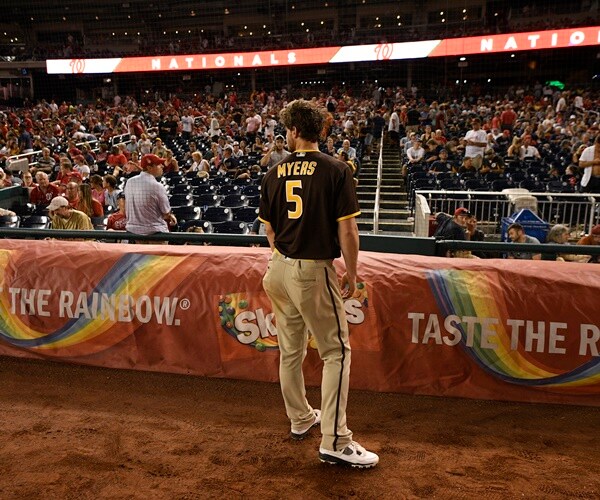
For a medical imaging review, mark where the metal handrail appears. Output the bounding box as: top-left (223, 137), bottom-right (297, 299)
top-left (6, 138), bottom-right (101, 168)
top-left (0, 228), bottom-right (598, 258)
top-left (372, 130), bottom-right (385, 233)
top-left (438, 239), bottom-right (600, 257)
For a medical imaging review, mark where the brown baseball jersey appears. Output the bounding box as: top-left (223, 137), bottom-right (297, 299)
top-left (258, 149), bottom-right (360, 259)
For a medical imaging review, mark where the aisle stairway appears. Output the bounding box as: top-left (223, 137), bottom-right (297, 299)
top-left (356, 145), bottom-right (413, 234)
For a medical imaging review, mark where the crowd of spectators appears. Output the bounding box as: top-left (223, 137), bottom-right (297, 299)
top-left (0, 80), bottom-right (598, 255)
top-left (3, 4), bottom-right (597, 61)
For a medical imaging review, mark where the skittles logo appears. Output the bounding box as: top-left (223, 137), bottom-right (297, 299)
top-left (218, 284), bottom-right (369, 352)
top-left (218, 293), bottom-right (279, 352)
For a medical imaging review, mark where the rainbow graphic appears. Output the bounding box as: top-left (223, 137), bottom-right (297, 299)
top-left (427, 269), bottom-right (600, 389)
top-left (0, 253), bottom-right (186, 355)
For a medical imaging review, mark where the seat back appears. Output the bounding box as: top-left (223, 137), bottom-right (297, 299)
top-left (212, 221), bottom-right (249, 234)
top-left (202, 206), bottom-right (233, 223)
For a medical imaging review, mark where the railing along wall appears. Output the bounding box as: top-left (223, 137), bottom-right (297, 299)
top-left (415, 190), bottom-right (599, 236)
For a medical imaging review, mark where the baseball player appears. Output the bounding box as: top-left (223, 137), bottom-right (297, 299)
top-left (259, 99), bottom-right (379, 468)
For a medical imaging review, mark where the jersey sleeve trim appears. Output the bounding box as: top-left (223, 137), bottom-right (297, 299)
top-left (258, 216), bottom-right (270, 224)
top-left (336, 211), bottom-right (361, 222)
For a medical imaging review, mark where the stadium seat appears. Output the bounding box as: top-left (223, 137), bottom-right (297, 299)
top-left (194, 194), bottom-right (221, 207)
top-left (233, 206), bottom-right (259, 223)
top-left (211, 221), bottom-right (249, 234)
top-left (547, 181), bottom-right (574, 193)
top-left (21, 215), bottom-right (50, 229)
top-left (14, 203), bottom-right (37, 216)
top-left (192, 184), bottom-right (216, 196)
top-left (232, 177), bottom-right (252, 186)
top-left (189, 176), bottom-right (209, 187)
top-left (241, 185), bottom-right (261, 197)
top-left (245, 195), bottom-right (261, 207)
top-left (508, 171), bottom-right (526, 183)
top-left (464, 179), bottom-right (488, 191)
top-left (491, 179), bottom-right (513, 191)
top-left (91, 216), bottom-right (108, 230)
top-left (221, 194), bottom-right (247, 209)
top-left (218, 184), bottom-right (240, 196)
top-left (413, 178), bottom-right (438, 190)
top-left (169, 194), bottom-right (193, 207)
top-left (434, 172), bottom-right (455, 181)
top-left (0, 215), bottom-right (20, 228)
top-left (172, 205), bottom-right (201, 222)
top-left (458, 171), bottom-right (476, 181)
top-left (483, 172), bottom-right (503, 182)
top-left (202, 206), bottom-right (233, 223)
top-left (519, 179), bottom-right (545, 192)
top-left (169, 183), bottom-right (192, 195)
top-left (181, 220), bottom-right (213, 233)
top-left (439, 178), bottom-right (462, 190)
top-left (209, 176), bottom-right (230, 187)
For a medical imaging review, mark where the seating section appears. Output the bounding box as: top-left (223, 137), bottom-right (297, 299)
top-left (407, 153), bottom-right (589, 223)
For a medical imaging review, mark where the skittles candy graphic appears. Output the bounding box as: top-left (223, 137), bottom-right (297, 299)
top-left (218, 283), bottom-right (369, 352)
top-left (218, 293), bottom-right (279, 352)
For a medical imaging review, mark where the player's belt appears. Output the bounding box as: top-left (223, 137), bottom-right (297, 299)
top-left (273, 248), bottom-right (330, 263)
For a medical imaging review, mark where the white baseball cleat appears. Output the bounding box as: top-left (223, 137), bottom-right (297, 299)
top-left (319, 441), bottom-right (379, 468)
top-left (290, 409), bottom-right (321, 440)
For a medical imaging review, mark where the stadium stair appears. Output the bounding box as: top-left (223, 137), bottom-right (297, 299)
top-left (356, 145), bottom-right (412, 234)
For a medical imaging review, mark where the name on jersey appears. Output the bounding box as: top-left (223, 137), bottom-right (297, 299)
top-left (277, 161), bottom-right (317, 178)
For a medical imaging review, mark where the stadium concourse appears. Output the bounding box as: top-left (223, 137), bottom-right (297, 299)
top-left (0, 84), bottom-right (599, 241)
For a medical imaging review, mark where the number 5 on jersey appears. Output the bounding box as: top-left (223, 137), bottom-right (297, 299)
top-left (286, 180), bottom-right (303, 219)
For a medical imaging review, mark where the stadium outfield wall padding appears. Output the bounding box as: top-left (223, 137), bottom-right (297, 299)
top-left (0, 240), bottom-right (598, 406)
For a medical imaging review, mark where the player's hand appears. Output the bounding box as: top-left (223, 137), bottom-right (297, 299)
top-left (340, 273), bottom-right (361, 299)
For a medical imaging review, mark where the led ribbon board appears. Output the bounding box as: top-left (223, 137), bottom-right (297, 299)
top-left (46, 26), bottom-right (600, 74)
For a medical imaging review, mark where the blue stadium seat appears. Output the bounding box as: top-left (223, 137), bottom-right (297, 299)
top-left (245, 195), bottom-right (261, 207)
top-left (212, 221), bottom-right (249, 234)
top-left (169, 183), bottom-right (192, 195)
top-left (218, 184), bottom-right (240, 196)
top-left (241, 185), bottom-right (261, 197)
top-left (221, 194), bottom-right (247, 208)
top-left (193, 184), bottom-right (216, 196)
top-left (0, 215), bottom-right (20, 228)
top-left (181, 220), bottom-right (213, 234)
top-left (172, 205), bottom-right (201, 222)
top-left (168, 194), bottom-right (193, 207)
top-left (22, 215), bottom-right (50, 229)
top-left (194, 194), bottom-right (221, 207)
top-left (233, 206), bottom-right (259, 223)
top-left (91, 216), bottom-right (108, 230)
top-left (203, 206), bottom-right (233, 223)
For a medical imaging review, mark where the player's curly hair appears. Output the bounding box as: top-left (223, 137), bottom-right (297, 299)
top-left (279, 99), bottom-right (325, 143)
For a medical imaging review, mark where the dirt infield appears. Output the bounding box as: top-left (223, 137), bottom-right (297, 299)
top-left (0, 356), bottom-right (598, 499)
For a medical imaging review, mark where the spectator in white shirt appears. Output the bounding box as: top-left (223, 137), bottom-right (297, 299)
top-left (464, 118), bottom-right (488, 169)
top-left (337, 139), bottom-right (357, 161)
top-left (520, 135), bottom-right (541, 160)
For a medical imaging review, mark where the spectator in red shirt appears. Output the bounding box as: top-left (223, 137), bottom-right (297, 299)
top-left (500, 104), bottom-right (517, 133)
top-left (30, 172), bottom-right (60, 208)
top-left (107, 146), bottom-right (127, 171)
top-left (54, 159), bottom-right (83, 189)
top-left (64, 181), bottom-right (80, 208)
top-left (89, 174), bottom-right (106, 206)
top-left (77, 183), bottom-right (104, 218)
top-left (67, 140), bottom-right (82, 158)
top-left (107, 192), bottom-right (127, 230)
